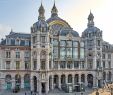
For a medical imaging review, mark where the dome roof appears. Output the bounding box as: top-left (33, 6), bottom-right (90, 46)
top-left (46, 16), bottom-right (71, 28)
top-left (33, 19), bottom-right (49, 32)
top-left (84, 26), bottom-right (100, 33)
top-left (59, 28), bottom-right (79, 37)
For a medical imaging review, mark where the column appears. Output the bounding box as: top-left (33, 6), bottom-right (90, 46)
top-left (46, 51), bottom-right (49, 70)
top-left (72, 62), bottom-right (74, 69)
top-left (58, 75), bottom-right (61, 89)
top-left (12, 78), bottom-right (15, 89)
top-left (65, 75), bottom-right (68, 84)
top-left (46, 80), bottom-right (49, 94)
top-left (51, 75), bottom-right (54, 90)
top-left (37, 51), bottom-right (40, 70)
top-left (30, 77), bottom-right (33, 91)
top-left (21, 75), bottom-right (24, 89)
top-left (85, 74), bottom-right (88, 87)
top-left (72, 75), bottom-right (74, 88)
top-left (31, 52), bottom-right (33, 70)
top-left (79, 74), bottom-right (81, 83)
top-left (58, 61), bottom-right (60, 70)
top-left (38, 81), bottom-right (41, 95)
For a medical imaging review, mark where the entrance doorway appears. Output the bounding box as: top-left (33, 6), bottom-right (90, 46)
top-left (41, 83), bottom-right (46, 93)
top-left (33, 76), bottom-right (37, 92)
top-left (87, 74), bottom-right (93, 88)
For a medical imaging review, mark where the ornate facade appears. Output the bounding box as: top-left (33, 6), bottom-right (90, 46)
top-left (0, 2), bottom-right (113, 95)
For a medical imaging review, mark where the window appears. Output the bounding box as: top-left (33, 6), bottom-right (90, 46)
top-left (54, 61), bottom-right (58, 69)
top-left (67, 41), bottom-right (72, 47)
top-left (16, 61), bottom-right (20, 69)
top-left (67, 62), bottom-right (72, 69)
top-left (80, 42), bottom-right (84, 47)
top-left (16, 51), bottom-right (20, 58)
top-left (60, 48), bottom-right (66, 59)
top-left (96, 61), bottom-right (100, 68)
top-left (25, 61), bottom-right (29, 69)
top-left (41, 36), bottom-right (46, 43)
top-left (41, 61), bottom-right (46, 69)
top-left (33, 36), bottom-right (36, 44)
top-left (6, 61), bottom-right (10, 69)
top-left (6, 38), bottom-right (11, 45)
top-left (73, 41), bottom-right (78, 47)
top-left (103, 61), bottom-right (105, 68)
top-left (53, 39), bottom-right (58, 46)
top-left (97, 40), bottom-right (100, 46)
top-left (60, 40), bottom-right (66, 46)
top-left (67, 48), bottom-right (72, 58)
top-left (24, 51), bottom-right (30, 58)
top-left (25, 40), bottom-right (29, 46)
top-left (60, 61), bottom-right (66, 69)
top-left (6, 51), bottom-right (11, 58)
top-left (108, 54), bottom-right (111, 59)
top-left (108, 61), bottom-right (111, 68)
top-left (88, 62), bottom-right (93, 69)
top-left (33, 61), bottom-right (37, 70)
top-left (74, 61), bottom-right (79, 68)
top-left (81, 61), bottom-right (84, 68)
top-left (80, 48), bottom-right (84, 58)
top-left (15, 39), bottom-right (20, 45)
top-left (102, 54), bottom-right (105, 59)
top-left (73, 48), bottom-right (78, 59)
top-left (53, 47), bottom-right (58, 58)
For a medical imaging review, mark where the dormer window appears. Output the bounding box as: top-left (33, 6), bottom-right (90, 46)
top-left (15, 39), bottom-right (20, 45)
top-left (6, 38), bottom-right (11, 45)
top-left (25, 40), bottom-right (29, 46)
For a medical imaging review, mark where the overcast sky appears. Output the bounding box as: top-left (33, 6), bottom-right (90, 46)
top-left (0, 0), bottom-right (113, 44)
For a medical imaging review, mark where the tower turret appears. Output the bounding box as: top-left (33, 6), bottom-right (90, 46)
top-left (51, 0), bottom-right (58, 17)
top-left (87, 11), bottom-right (94, 27)
top-left (38, 2), bottom-right (45, 20)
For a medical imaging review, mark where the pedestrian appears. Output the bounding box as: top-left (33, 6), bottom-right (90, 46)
top-left (25, 92), bottom-right (27, 95)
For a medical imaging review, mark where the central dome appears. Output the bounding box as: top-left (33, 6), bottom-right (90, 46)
top-left (46, 16), bottom-right (71, 29)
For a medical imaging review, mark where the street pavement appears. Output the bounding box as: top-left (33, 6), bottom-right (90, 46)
top-left (0, 88), bottom-right (93, 95)
top-left (0, 84), bottom-right (113, 95)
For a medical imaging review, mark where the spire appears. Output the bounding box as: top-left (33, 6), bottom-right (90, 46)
top-left (51, 0), bottom-right (58, 17)
top-left (87, 10), bottom-right (94, 27)
top-left (38, 0), bottom-right (45, 20)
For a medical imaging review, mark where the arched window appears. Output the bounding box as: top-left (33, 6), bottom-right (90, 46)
top-left (68, 74), bottom-right (72, 83)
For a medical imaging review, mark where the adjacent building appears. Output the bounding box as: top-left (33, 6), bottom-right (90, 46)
top-left (0, 2), bottom-right (113, 95)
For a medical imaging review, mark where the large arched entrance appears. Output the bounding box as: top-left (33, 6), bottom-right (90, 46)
top-left (5, 75), bottom-right (12, 90)
top-left (68, 74), bottom-right (72, 83)
top-left (15, 74), bottom-right (21, 90)
top-left (74, 74), bottom-right (79, 84)
top-left (54, 75), bottom-right (59, 88)
top-left (33, 76), bottom-right (37, 92)
top-left (108, 71), bottom-right (112, 82)
top-left (81, 74), bottom-right (85, 83)
top-left (24, 74), bottom-right (30, 90)
top-left (49, 76), bottom-right (52, 90)
top-left (61, 75), bottom-right (66, 85)
top-left (103, 72), bottom-right (106, 81)
top-left (87, 74), bottom-right (93, 88)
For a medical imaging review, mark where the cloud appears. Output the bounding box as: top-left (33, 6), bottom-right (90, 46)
top-left (0, 24), bottom-right (11, 40)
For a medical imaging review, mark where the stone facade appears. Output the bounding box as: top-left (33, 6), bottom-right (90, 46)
top-left (0, 2), bottom-right (113, 95)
